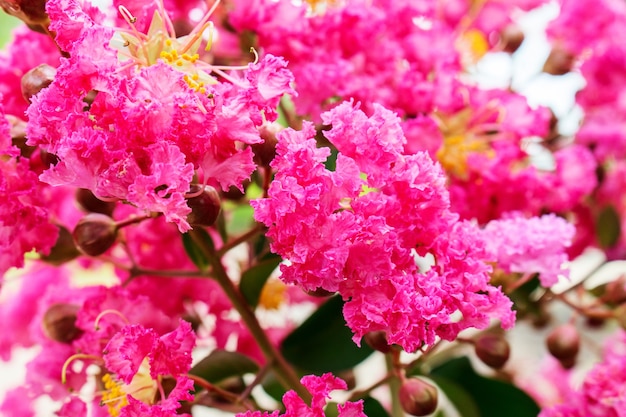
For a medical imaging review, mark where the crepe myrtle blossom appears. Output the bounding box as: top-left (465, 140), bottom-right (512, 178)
top-left (252, 101), bottom-right (514, 352)
top-left (482, 213), bottom-right (576, 287)
top-left (61, 319), bottom-right (196, 417)
top-left (26, 0), bottom-right (293, 233)
top-left (236, 373), bottom-right (365, 417)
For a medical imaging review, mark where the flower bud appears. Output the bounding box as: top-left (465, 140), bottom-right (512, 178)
top-left (21, 63), bottom-right (56, 102)
top-left (186, 185), bottom-right (221, 227)
top-left (546, 323), bottom-right (580, 368)
top-left (72, 213), bottom-right (118, 256)
top-left (40, 225), bottom-right (80, 265)
top-left (475, 333), bottom-right (510, 369)
top-left (604, 275), bottom-right (626, 305)
top-left (0, 0), bottom-right (49, 28)
top-left (499, 24), bottom-right (525, 54)
top-left (6, 115), bottom-right (36, 157)
top-left (363, 331), bottom-right (392, 354)
top-left (42, 303), bottom-right (83, 343)
top-left (75, 188), bottom-right (116, 217)
top-left (399, 377), bottom-right (438, 417)
top-left (252, 123), bottom-right (280, 167)
top-left (542, 47), bottom-right (575, 75)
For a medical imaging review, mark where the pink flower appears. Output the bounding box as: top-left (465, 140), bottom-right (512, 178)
top-left (101, 320), bottom-right (195, 416)
top-left (482, 213), bottom-right (575, 287)
top-left (27, 0), bottom-right (293, 232)
top-left (236, 373), bottom-right (365, 417)
top-left (253, 102), bottom-right (514, 351)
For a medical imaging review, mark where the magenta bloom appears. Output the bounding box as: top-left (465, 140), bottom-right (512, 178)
top-left (482, 214), bottom-right (576, 287)
top-left (27, 0), bottom-right (293, 232)
top-left (100, 320), bottom-right (196, 416)
top-left (253, 102), bottom-right (514, 351)
top-left (236, 373), bottom-right (365, 417)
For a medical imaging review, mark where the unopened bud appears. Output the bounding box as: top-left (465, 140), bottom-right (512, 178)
top-left (75, 188), bottom-right (116, 217)
top-left (72, 213), bottom-right (118, 256)
top-left (21, 63), bottom-right (56, 102)
top-left (40, 225), bottom-right (80, 265)
top-left (186, 185), bottom-right (221, 227)
top-left (363, 331), bottom-right (392, 354)
top-left (543, 47), bottom-right (575, 75)
top-left (252, 124), bottom-right (279, 167)
top-left (546, 323), bottom-right (580, 368)
top-left (499, 24), bottom-right (525, 54)
top-left (42, 303), bottom-right (83, 343)
top-left (475, 333), bottom-right (510, 369)
top-left (399, 377), bottom-right (438, 417)
top-left (604, 275), bottom-right (626, 305)
top-left (6, 115), bottom-right (36, 157)
top-left (0, 0), bottom-right (49, 27)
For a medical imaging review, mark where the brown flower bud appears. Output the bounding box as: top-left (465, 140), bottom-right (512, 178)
top-left (21, 63), bottom-right (56, 102)
top-left (546, 323), bottom-right (580, 368)
top-left (40, 225), bottom-right (80, 265)
top-left (604, 275), bottom-right (626, 305)
top-left (75, 188), bottom-right (116, 217)
top-left (72, 213), bottom-right (118, 256)
top-left (252, 124), bottom-right (280, 167)
top-left (5, 115), bottom-right (36, 158)
top-left (543, 46), bottom-right (575, 75)
top-left (475, 333), bottom-right (511, 369)
top-left (186, 185), bottom-right (221, 227)
top-left (363, 331), bottom-right (392, 354)
top-left (42, 303), bottom-right (83, 343)
top-left (0, 0), bottom-right (49, 28)
top-left (499, 24), bottom-right (525, 54)
top-left (399, 377), bottom-right (438, 417)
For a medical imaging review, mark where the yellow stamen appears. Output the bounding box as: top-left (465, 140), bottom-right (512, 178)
top-left (259, 279), bottom-right (287, 310)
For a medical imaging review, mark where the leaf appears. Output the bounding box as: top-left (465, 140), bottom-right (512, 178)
top-left (430, 376), bottom-right (480, 417)
top-left (229, 204), bottom-right (255, 236)
top-left (596, 205), bottom-right (621, 248)
top-left (281, 296), bottom-right (373, 373)
top-left (430, 357), bottom-right (540, 417)
top-left (189, 349), bottom-right (259, 386)
top-left (181, 228), bottom-right (214, 271)
top-left (362, 396), bottom-right (391, 417)
top-left (240, 257), bottom-right (283, 308)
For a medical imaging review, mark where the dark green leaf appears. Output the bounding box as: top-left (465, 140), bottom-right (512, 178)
top-left (362, 396), bottom-right (391, 417)
top-left (182, 229), bottom-right (214, 271)
top-left (431, 357), bottom-right (539, 417)
top-left (189, 349), bottom-right (259, 386)
top-left (281, 296), bottom-right (373, 373)
top-left (240, 257), bottom-right (283, 308)
top-left (261, 370), bottom-right (287, 402)
top-left (324, 147), bottom-right (339, 172)
top-left (430, 376), bottom-right (480, 417)
top-left (596, 205), bottom-right (621, 248)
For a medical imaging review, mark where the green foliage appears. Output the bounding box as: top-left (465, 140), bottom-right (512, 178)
top-left (0, 13), bottom-right (21, 48)
top-left (596, 205), bottom-right (621, 248)
top-left (189, 349), bottom-right (259, 390)
top-left (281, 295), bottom-right (374, 373)
top-left (240, 257), bottom-right (282, 308)
top-left (182, 228), bottom-right (215, 271)
top-left (431, 356), bottom-right (540, 417)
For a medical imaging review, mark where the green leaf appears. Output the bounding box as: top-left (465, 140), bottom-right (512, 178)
top-left (189, 349), bottom-right (259, 386)
top-left (362, 396), bottom-right (391, 417)
top-left (281, 296), bottom-right (373, 373)
top-left (182, 229), bottom-right (214, 271)
top-left (430, 357), bottom-right (539, 417)
top-left (240, 257), bottom-right (283, 308)
top-left (261, 370), bottom-right (287, 402)
top-left (430, 376), bottom-right (480, 417)
top-left (229, 204), bottom-right (255, 236)
top-left (0, 13), bottom-right (21, 48)
top-left (596, 205), bottom-right (621, 248)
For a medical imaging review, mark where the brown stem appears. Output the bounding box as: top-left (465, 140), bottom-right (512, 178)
top-left (216, 224), bottom-right (264, 258)
top-left (188, 230), bottom-right (311, 404)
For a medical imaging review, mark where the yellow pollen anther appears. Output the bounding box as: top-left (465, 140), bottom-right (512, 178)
top-left (259, 279), bottom-right (287, 310)
top-left (165, 39), bottom-right (172, 46)
top-left (101, 373), bottom-right (129, 417)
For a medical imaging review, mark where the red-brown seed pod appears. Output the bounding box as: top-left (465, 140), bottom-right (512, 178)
top-left (21, 63), bottom-right (56, 102)
top-left (475, 333), bottom-right (511, 369)
top-left (399, 377), bottom-right (439, 417)
top-left (186, 185), bottom-right (222, 227)
top-left (72, 213), bottom-right (118, 256)
top-left (42, 303), bottom-right (83, 344)
top-left (546, 323), bottom-right (580, 368)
